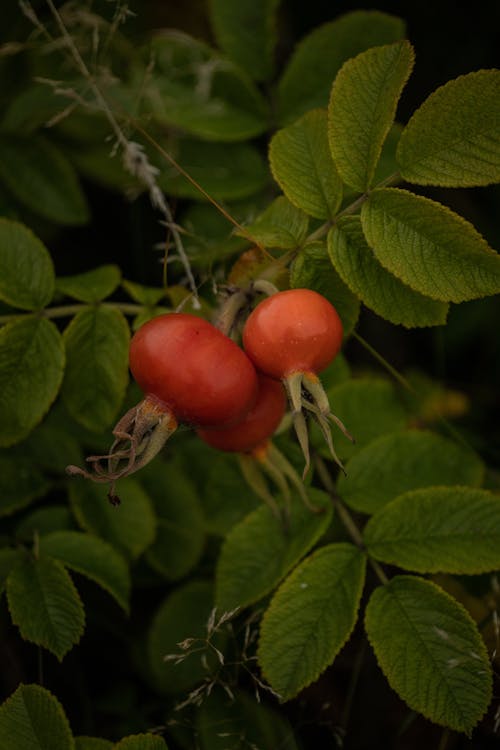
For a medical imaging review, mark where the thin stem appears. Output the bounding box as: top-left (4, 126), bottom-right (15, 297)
top-left (353, 331), bottom-right (413, 392)
top-left (0, 301), bottom-right (147, 324)
top-left (341, 639), bottom-right (367, 731)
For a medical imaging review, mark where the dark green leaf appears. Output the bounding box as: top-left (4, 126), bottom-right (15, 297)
top-left (0, 684), bottom-right (74, 750)
top-left (0, 135), bottom-right (89, 225)
top-left (0, 219), bottom-right (54, 310)
top-left (39, 531), bottom-right (131, 612)
top-left (75, 738), bottom-right (113, 750)
top-left (338, 429), bottom-right (484, 514)
top-left (329, 216), bottom-right (448, 327)
top-left (0, 548), bottom-right (21, 595)
top-left (216, 489), bottom-right (332, 612)
top-left (277, 11), bottom-right (405, 124)
top-left (62, 307), bottom-right (130, 431)
top-left (291, 241), bottom-right (360, 337)
top-left (258, 543), bottom-right (366, 700)
top-left (56, 266), bottom-right (122, 303)
top-left (269, 109), bottom-right (342, 219)
top-left (7, 554), bottom-right (85, 660)
top-left (365, 576), bottom-right (492, 733)
top-left (200, 451), bottom-right (260, 535)
top-left (113, 734), bottom-right (168, 749)
top-left (2, 85), bottom-right (71, 134)
top-left (0, 452), bottom-right (49, 518)
top-left (16, 506), bottom-right (75, 543)
top-left (0, 317), bottom-right (65, 446)
top-left (397, 70), bottom-right (500, 186)
top-left (361, 188), bottom-right (500, 302)
top-left (236, 196), bottom-right (309, 249)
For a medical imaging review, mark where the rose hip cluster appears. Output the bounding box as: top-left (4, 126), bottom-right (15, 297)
top-left (67, 288), bottom-right (349, 513)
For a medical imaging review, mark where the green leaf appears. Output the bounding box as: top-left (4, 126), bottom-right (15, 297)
top-left (157, 138), bottom-right (268, 201)
top-left (39, 531), bottom-right (131, 613)
top-left (0, 452), bottom-right (49, 518)
top-left (269, 109), bottom-right (343, 219)
top-left (365, 575), bottom-right (492, 733)
top-left (0, 317), bottom-right (65, 447)
top-left (61, 307), bottom-right (130, 431)
top-left (0, 683), bottom-right (74, 750)
top-left (16, 506), bottom-right (74, 543)
top-left (0, 135), bottom-right (89, 225)
top-left (0, 548), bottom-right (22, 595)
top-left (314, 378), bottom-right (407, 460)
top-left (258, 543), bottom-right (366, 700)
top-left (23, 423), bottom-right (83, 474)
top-left (0, 219), bottom-right (55, 310)
top-left (56, 266), bottom-right (122, 303)
top-left (338, 429), bottom-right (484, 514)
top-left (121, 280), bottom-right (167, 307)
top-left (197, 689), bottom-right (299, 750)
top-left (69, 478), bottom-right (156, 561)
top-left (75, 738), bottom-right (113, 750)
top-left (277, 11), bottom-right (405, 124)
top-left (291, 241), bottom-right (360, 337)
top-left (236, 196), bottom-right (309, 249)
top-left (361, 188), bottom-right (500, 303)
top-left (148, 580), bottom-right (215, 694)
top-left (7, 554), bottom-right (85, 660)
top-left (2, 85), bottom-right (71, 134)
top-left (200, 451), bottom-right (260, 535)
top-left (216, 489), bottom-right (332, 612)
top-left (397, 70), bottom-right (500, 187)
top-left (140, 461), bottom-right (205, 581)
top-left (145, 32), bottom-right (268, 141)
top-left (328, 41), bottom-right (414, 192)
top-left (209, 0), bottom-right (280, 82)
top-left (364, 486), bottom-right (500, 574)
top-left (113, 735), bottom-right (168, 750)
top-left (328, 217), bottom-right (449, 327)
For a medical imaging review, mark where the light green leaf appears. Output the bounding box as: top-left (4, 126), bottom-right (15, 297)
top-left (397, 70), bottom-right (500, 186)
top-left (148, 581), bottom-right (216, 694)
top-left (209, 0), bottom-right (280, 82)
top-left (0, 548), bottom-right (22, 595)
top-left (7, 555), bottom-right (85, 660)
top-left (338, 430), bottom-right (484, 514)
top-left (62, 307), bottom-right (130, 431)
top-left (0, 683), bottom-right (74, 750)
top-left (39, 531), bottom-right (130, 613)
top-left (0, 135), bottom-right (89, 225)
top-left (328, 217), bottom-right (448, 327)
top-left (328, 41), bottom-right (414, 192)
top-left (365, 576), bottom-right (493, 733)
top-left (269, 109), bottom-right (343, 219)
top-left (56, 266), bottom-right (121, 303)
top-left (121, 280), bottom-right (167, 307)
top-left (197, 689), bottom-right (299, 750)
top-left (157, 138), bottom-right (268, 201)
top-left (0, 453), bottom-right (49, 518)
top-left (113, 735), bottom-right (168, 750)
top-left (0, 317), bottom-right (65, 447)
top-left (258, 543), bottom-right (366, 700)
top-left (145, 32), bottom-right (268, 141)
top-left (236, 196), bottom-right (309, 249)
top-left (216, 489), bottom-right (332, 612)
top-left (313, 378), bottom-right (407, 460)
top-left (361, 188), bottom-right (500, 302)
top-left (277, 11), bottom-right (405, 124)
top-left (69, 478), bottom-right (156, 561)
top-left (140, 461), bottom-right (205, 581)
top-left (290, 241), bottom-right (360, 336)
top-left (75, 738), bottom-right (113, 750)
top-left (364, 486), bottom-right (500, 574)
top-left (0, 220), bottom-right (54, 310)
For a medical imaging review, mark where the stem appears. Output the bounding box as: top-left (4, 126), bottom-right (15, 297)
top-left (0, 302), bottom-right (146, 325)
top-left (314, 455), bottom-right (389, 585)
top-left (353, 332), bottom-right (413, 392)
top-left (341, 640), bottom-right (367, 731)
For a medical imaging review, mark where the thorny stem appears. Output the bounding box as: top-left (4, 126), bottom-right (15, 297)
top-left (314, 455), bottom-right (389, 586)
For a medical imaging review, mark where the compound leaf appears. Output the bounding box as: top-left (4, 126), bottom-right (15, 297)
top-left (338, 430), bottom-right (484, 514)
top-left (0, 220), bottom-right (54, 310)
top-left (328, 41), bottom-right (414, 191)
top-left (361, 188), bottom-right (500, 302)
top-left (236, 196), bottom-right (308, 249)
top-left (62, 307), bottom-right (129, 431)
top-left (0, 683), bottom-right (74, 750)
top-left (397, 70), bottom-right (500, 186)
top-left (0, 317), bottom-right (65, 447)
top-left (7, 554), bottom-right (85, 660)
top-left (365, 575), bottom-right (492, 733)
top-left (328, 217), bottom-right (448, 327)
top-left (258, 543), bottom-right (366, 700)
top-left (269, 109), bottom-right (342, 219)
